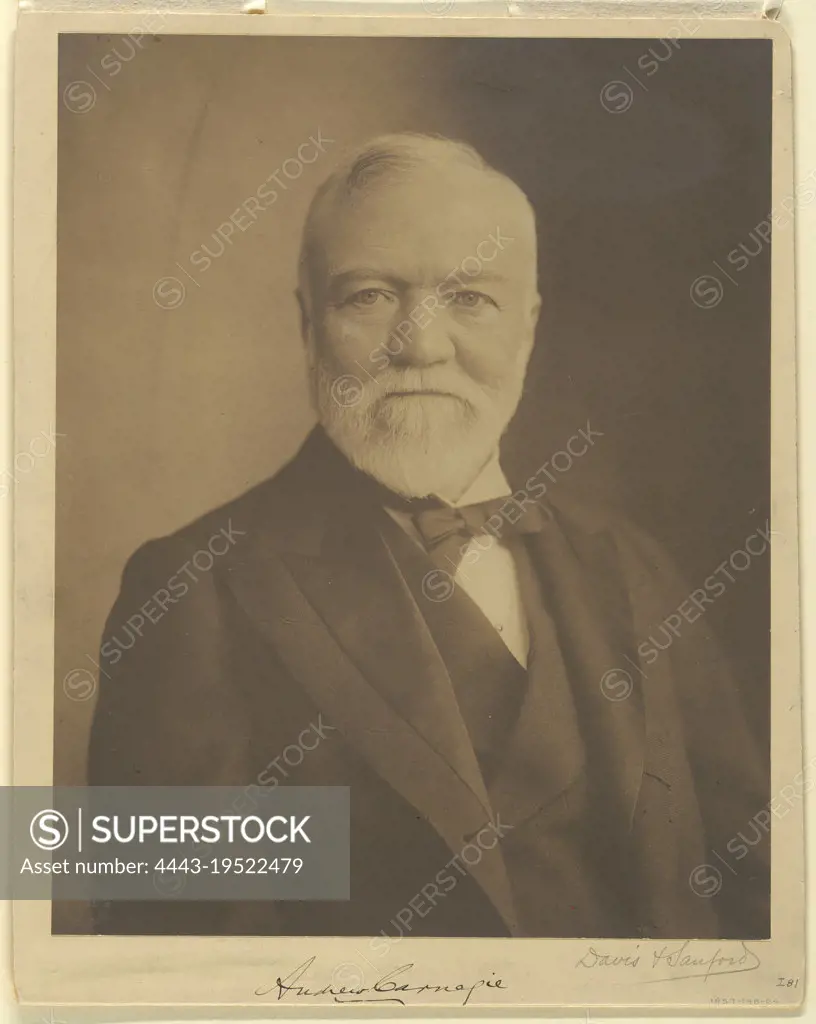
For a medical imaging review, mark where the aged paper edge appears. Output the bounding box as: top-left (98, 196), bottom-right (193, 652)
top-left (11, 11), bottom-right (802, 1012)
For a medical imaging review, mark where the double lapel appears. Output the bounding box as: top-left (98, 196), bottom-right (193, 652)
top-left (224, 433), bottom-right (519, 934)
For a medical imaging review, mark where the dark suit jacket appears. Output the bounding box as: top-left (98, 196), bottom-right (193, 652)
top-left (88, 429), bottom-right (770, 938)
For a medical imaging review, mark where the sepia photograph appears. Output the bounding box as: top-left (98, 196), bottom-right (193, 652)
top-left (53, 27), bottom-right (778, 942)
top-left (12, 9), bottom-right (803, 1012)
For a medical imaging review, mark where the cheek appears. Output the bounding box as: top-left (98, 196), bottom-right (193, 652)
top-left (316, 312), bottom-right (390, 370)
top-left (455, 316), bottom-right (532, 385)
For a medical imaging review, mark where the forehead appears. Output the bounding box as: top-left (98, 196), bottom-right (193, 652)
top-left (311, 167), bottom-right (537, 284)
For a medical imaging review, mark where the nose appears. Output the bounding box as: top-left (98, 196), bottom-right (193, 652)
top-left (390, 297), bottom-right (456, 368)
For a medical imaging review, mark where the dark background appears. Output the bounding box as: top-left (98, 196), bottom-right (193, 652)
top-left (56, 35), bottom-right (771, 795)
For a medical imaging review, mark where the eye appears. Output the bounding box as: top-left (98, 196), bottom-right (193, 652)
top-left (452, 290), bottom-right (496, 310)
top-left (346, 288), bottom-right (396, 308)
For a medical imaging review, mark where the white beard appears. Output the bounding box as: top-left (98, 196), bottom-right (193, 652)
top-left (310, 357), bottom-right (525, 499)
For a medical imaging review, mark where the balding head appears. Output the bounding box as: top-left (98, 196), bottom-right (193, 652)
top-left (297, 133), bottom-right (541, 499)
top-left (299, 133), bottom-right (538, 310)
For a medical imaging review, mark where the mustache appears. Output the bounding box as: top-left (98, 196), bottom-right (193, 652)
top-left (364, 369), bottom-right (490, 406)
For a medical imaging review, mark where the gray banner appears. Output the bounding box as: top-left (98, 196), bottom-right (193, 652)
top-left (3, 787), bottom-right (349, 900)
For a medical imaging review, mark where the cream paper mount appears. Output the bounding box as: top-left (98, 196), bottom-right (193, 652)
top-left (12, 4), bottom-right (801, 1014)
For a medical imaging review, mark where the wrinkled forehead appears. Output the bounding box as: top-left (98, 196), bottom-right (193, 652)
top-left (305, 166), bottom-right (539, 292)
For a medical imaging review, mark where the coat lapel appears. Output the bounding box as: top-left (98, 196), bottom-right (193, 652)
top-left (278, 518), bottom-right (493, 813)
top-left (223, 434), bottom-right (519, 934)
top-left (523, 502), bottom-right (646, 831)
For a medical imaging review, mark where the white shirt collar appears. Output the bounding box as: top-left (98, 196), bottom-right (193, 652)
top-left (439, 453), bottom-right (511, 508)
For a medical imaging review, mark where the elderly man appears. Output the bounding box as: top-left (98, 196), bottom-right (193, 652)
top-left (89, 133), bottom-right (769, 939)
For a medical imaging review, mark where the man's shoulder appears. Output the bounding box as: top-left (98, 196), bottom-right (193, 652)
top-left (544, 491), bottom-right (680, 586)
top-left (545, 491), bottom-right (648, 547)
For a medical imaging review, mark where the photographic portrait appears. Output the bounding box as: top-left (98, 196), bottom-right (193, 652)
top-left (52, 29), bottom-right (777, 944)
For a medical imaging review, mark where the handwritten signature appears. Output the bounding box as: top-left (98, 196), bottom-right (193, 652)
top-left (576, 940), bottom-right (761, 983)
top-left (255, 956), bottom-right (507, 1005)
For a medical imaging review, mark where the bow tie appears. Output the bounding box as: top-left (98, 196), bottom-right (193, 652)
top-left (407, 497), bottom-right (546, 573)
top-left (346, 461), bottom-right (547, 573)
